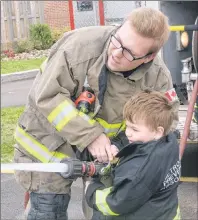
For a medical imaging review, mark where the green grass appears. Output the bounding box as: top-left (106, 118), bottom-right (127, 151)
top-left (1, 106), bottom-right (25, 163)
top-left (1, 57), bottom-right (46, 74)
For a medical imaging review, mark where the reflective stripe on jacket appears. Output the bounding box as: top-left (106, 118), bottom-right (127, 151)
top-left (173, 206), bottom-right (181, 220)
top-left (15, 126), bottom-right (68, 163)
top-left (96, 118), bottom-right (126, 137)
top-left (95, 187), bottom-right (119, 216)
top-left (47, 100), bottom-right (95, 131)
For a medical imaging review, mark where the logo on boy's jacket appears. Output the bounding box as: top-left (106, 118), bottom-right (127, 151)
top-left (165, 88), bottom-right (179, 102)
top-left (160, 160), bottom-right (181, 190)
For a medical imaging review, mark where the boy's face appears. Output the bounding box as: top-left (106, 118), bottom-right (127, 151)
top-left (125, 120), bottom-right (164, 143)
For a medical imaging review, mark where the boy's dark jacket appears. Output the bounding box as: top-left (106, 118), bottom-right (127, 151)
top-left (86, 132), bottom-right (181, 220)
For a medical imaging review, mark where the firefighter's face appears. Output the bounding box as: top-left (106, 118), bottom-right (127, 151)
top-left (125, 120), bottom-right (164, 143)
top-left (107, 21), bottom-right (156, 72)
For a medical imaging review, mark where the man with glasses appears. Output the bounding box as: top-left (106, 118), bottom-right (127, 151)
top-left (14, 7), bottom-right (179, 220)
top-left (110, 34), bottom-right (153, 62)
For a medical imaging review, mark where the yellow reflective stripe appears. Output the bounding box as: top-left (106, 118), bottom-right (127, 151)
top-left (109, 121), bottom-right (126, 137)
top-left (15, 126), bottom-right (68, 163)
top-left (106, 132), bottom-right (117, 137)
top-left (79, 112), bottom-right (95, 125)
top-left (97, 118), bottom-right (121, 129)
top-left (96, 118), bottom-right (123, 136)
top-left (15, 132), bottom-right (48, 163)
top-left (119, 121), bottom-right (126, 131)
top-left (48, 101), bottom-right (70, 123)
top-left (48, 100), bottom-right (78, 131)
top-left (173, 206), bottom-right (181, 220)
top-left (53, 151), bottom-right (68, 160)
top-left (170, 26), bottom-right (185, 31)
top-left (96, 118), bottom-right (126, 137)
top-left (48, 101), bottom-right (96, 131)
top-left (95, 187), bottom-right (119, 216)
top-left (57, 110), bottom-right (77, 131)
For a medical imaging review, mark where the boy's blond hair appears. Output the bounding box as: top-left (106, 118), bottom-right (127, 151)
top-left (126, 7), bottom-right (170, 52)
top-left (123, 90), bottom-right (174, 135)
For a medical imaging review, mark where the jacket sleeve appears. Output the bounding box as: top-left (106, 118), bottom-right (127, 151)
top-left (85, 163), bottom-right (152, 216)
top-left (111, 131), bottom-right (129, 151)
top-left (34, 49), bottom-right (104, 152)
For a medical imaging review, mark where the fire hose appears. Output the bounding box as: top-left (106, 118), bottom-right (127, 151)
top-left (1, 158), bottom-right (111, 179)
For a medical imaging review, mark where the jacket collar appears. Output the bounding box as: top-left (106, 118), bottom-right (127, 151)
top-left (116, 141), bottom-right (145, 158)
top-left (116, 135), bottom-right (168, 158)
top-left (127, 61), bottom-right (153, 81)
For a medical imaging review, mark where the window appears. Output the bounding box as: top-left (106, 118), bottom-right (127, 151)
top-left (77, 1), bottom-right (93, 11)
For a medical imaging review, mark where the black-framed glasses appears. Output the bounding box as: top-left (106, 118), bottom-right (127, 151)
top-left (110, 34), bottom-right (151, 62)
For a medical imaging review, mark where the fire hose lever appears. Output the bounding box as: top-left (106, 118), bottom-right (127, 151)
top-left (60, 158), bottom-right (111, 180)
top-left (74, 87), bottom-right (95, 114)
top-left (60, 158), bottom-right (85, 180)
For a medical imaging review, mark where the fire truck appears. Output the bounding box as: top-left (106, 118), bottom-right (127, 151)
top-left (156, 1), bottom-right (198, 181)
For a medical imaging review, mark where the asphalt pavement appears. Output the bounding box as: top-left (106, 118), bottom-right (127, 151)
top-left (1, 78), bottom-right (34, 108)
top-left (1, 174), bottom-right (197, 220)
top-left (1, 174), bottom-right (85, 220)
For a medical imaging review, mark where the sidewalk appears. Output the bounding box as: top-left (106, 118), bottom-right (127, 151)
top-left (1, 69), bottom-right (39, 84)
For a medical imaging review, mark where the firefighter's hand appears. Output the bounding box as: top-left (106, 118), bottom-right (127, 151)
top-left (110, 145), bottom-right (119, 157)
top-left (87, 133), bottom-right (113, 163)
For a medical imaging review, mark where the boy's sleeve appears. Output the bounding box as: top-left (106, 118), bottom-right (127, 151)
top-left (111, 131), bottom-right (129, 150)
top-left (85, 179), bottom-right (105, 207)
top-left (85, 168), bottom-right (152, 216)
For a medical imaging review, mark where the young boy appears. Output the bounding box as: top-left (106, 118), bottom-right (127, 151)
top-left (85, 90), bottom-right (181, 220)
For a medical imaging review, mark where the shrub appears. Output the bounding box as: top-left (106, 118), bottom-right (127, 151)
top-left (30, 23), bottom-right (53, 50)
top-left (3, 49), bottom-right (15, 58)
top-left (51, 27), bottom-right (70, 43)
top-left (15, 39), bottom-right (34, 53)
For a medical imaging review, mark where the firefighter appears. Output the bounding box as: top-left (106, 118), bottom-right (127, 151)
top-left (86, 91), bottom-right (181, 220)
top-left (13, 7), bottom-right (179, 220)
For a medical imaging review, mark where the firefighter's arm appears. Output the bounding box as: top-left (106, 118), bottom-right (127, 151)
top-left (85, 173), bottom-right (152, 216)
top-left (35, 50), bottom-right (104, 152)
